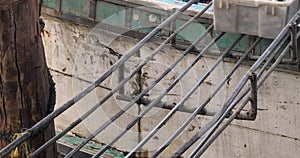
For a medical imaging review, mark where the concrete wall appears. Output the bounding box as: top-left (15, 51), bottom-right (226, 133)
top-left (42, 14), bottom-right (300, 157)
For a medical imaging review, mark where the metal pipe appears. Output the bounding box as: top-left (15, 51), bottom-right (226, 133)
top-left (229, 72), bottom-right (258, 121)
top-left (116, 94), bottom-right (207, 115)
top-left (249, 72), bottom-right (258, 119)
top-left (233, 33), bottom-right (289, 120)
top-left (175, 36), bottom-right (286, 156)
top-left (257, 34), bottom-right (289, 78)
top-left (172, 12), bottom-right (299, 156)
top-left (151, 36), bottom-right (260, 157)
top-left (90, 31), bottom-right (224, 158)
top-left (66, 25), bottom-right (213, 158)
top-left (117, 94), bottom-right (223, 116)
top-left (31, 6), bottom-right (212, 158)
top-left (289, 22), bottom-right (298, 62)
top-left (117, 92), bottom-right (258, 121)
top-left (65, 25), bottom-right (215, 158)
top-left (191, 42), bottom-right (291, 157)
top-left (188, 77), bottom-right (253, 158)
top-left (189, 29), bottom-right (293, 158)
top-left (126, 34), bottom-right (244, 157)
top-left (257, 44), bottom-right (292, 89)
top-left (233, 33), bottom-right (290, 123)
top-left (190, 46), bottom-right (290, 157)
top-left (0, 1), bottom-right (198, 157)
top-left (190, 98), bottom-right (251, 157)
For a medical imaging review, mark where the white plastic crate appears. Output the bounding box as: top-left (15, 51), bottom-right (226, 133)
top-left (213, 0), bottom-right (300, 39)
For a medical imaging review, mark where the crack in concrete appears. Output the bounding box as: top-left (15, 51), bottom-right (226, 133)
top-left (231, 124), bottom-right (300, 141)
top-left (49, 68), bottom-right (112, 91)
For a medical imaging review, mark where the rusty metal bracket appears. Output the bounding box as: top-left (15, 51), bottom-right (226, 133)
top-left (289, 22), bottom-right (298, 64)
top-left (248, 72), bottom-right (258, 119)
top-left (116, 94), bottom-right (210, 116)
top-left (116, 91), bottom-right (261, 121)
top-left (234, 72), bottom-right (258, 121)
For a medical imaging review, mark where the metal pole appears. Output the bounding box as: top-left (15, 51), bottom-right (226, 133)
top-left (289, 22), bottom-right (298, 62)
top-left (65, 25), bottom-right (215, 158)
top-left (127, 34), bottom-right (244, 157)
top-left (89, 31), bottom-right (223, 158)
top-left (249, 72), bottom-right (258, 119)
top-left (173, 12), bottom-right (299, 156)
top-left (30, 5), bottom-right (211, 158)
top-left (116, 94), bottom-right (216, 117)
top-left (233, 33), bottom-right (289, 120)
top-left (192, 43), bottom-right (291, 157)
top-left (0, 0), bottom-right (198, 156)
top-left (189, 32), bottom-right (293, 158)
top-left (151, 37), bottom-right (260, 157)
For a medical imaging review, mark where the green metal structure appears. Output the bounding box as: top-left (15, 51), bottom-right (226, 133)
top-left (41, 0), bottom-right (293, 62)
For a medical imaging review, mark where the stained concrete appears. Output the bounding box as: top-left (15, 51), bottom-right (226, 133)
top-left (42, 14), bottom-right (300, 157)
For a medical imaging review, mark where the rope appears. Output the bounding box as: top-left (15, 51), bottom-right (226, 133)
top-left (10, 129), bottom-right (30, 158)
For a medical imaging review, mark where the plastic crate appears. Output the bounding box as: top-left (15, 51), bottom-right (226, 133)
top-left (213, 0), bottom-right (300, 39)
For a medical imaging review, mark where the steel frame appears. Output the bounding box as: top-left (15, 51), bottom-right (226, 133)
top-left (0, 1), bottom-right (299, 157)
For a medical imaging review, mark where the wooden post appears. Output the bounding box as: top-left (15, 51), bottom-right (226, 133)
top-left (0, 0), bottom-right (56, 157)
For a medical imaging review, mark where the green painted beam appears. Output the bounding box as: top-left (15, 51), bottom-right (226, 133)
top-left (61, 0), bottom-right (90, 18)
top-left (42, 0), bottom-right (278, 60)
top-left (131, 8), bottom-right (164, 35)
top-left (96, 1), bottom-right (126, 27)
top-left (175, 19), bottom-right (209, 46)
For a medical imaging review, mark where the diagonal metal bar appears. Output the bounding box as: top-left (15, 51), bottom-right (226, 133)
top-left (188, 76), bottom-right (254, 158)
top-left (0, 0), bottom-right (199, 157)
top-left (191, 42), bottom-right (291, 158)
top-left (89, 31), bottom-right (225, 158)
top-left (196, 27), bottom-right (298, 154)
top-left (173, 35), bottom-right (286, 156)
top-left (151, 36), bottom-right (261, 157)
top-left (126, 34), bottom-right (245, 157)
top-left (30, 3), bottom-right (212, 157)
top-left (172, 11), bottom-right (300, 156)
top-left (65, 25), bottom-right (215, 158)
top-left (2, 1), bottom-right (297, 158)
top-left (234, 33), bottom-right (289, 120)
top-left (189, 31), bottom-right (294, 157)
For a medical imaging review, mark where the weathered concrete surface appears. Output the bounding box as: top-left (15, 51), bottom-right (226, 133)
top-left (42, 14), bottom-right (300, 157)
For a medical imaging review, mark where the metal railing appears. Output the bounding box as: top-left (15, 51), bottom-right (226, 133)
top-left (0, 0), bottom-right (299, 157)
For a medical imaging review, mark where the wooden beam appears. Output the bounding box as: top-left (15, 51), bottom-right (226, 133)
top-left (0, 0), bottom-right (56, 157)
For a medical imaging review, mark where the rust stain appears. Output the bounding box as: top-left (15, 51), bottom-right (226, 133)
top-left (41, 29), bottom-right (51, 37)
